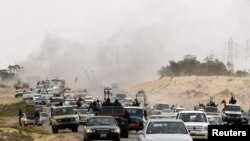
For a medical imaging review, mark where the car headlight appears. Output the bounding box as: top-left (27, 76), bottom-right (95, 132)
top-left (57, 119), bottom-right (61, 122)
top-left (86, 128), bottom-right (92, 133)
top-left (114, 128), bottom-right (120, 133)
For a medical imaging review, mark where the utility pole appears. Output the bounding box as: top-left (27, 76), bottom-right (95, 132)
top-left (224, 37), bottom-right (237, 74)
top-left (246, 39), bottom-right (250, 60)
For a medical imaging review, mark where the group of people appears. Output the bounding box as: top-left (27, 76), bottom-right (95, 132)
top-left (221, 93), bottom-right (237, 106)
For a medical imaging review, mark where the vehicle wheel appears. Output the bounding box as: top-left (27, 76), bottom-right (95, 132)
top-left (52, 125), bottom-right (58, 134)
top-left (113, 138), bottom-right (120, 141)
top-left (24, 123), bottom-right (27, 127)
top-left (124, 129), bottom-right (129, 138)
top-left (83, 138), bottom-right (90, 141)
top-left (72, 126), bottom-right (78, 132)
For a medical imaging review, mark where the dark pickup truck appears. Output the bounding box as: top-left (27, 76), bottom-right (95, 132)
top-left (100, 106), bottom-right (129, 138)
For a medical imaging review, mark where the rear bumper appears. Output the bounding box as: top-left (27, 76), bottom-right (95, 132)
top-left (223, 117), bottom-right (242, 122)
top-left (54, 122), bottom-right (79, 129)
top-left (128, 124), bottom-right (143, 131)
top-left (85, 133), bottom-right (120, 140)
top-left (190, 131), bottom-right (208, 139)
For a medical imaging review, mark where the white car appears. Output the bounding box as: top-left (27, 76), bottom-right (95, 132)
top-left (74, 108), bottom-right (94, 125)
top-left (21, 113), bottom-right (43, 126)
top-left (84, 96), bottom-right (94, 105)
top-left (40, 112), bottom-right (49, 123)
top-left (15, 89), bottom-right (24, 98)
top-left (207, 115), bottom-right (224, 125)
top-left (176, 111), bottom-right (209, 140)
top-left (138, 119), bottom-right (193, 141)
top-left (160, 109), bottom-right (172, 117)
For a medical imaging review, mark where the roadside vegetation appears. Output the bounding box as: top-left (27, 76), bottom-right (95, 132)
top-left (0, 126), bottom-right (49, 141)
top-left (0, 101), bottom-right (27, 117)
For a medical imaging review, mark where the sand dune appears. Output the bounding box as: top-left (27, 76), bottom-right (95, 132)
top-left (0, 85), bottom-right (21, 105)
top-left (126, 76), bottom-right (250, 111)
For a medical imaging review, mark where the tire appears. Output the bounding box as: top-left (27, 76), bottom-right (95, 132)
top-left (83, 138), bottom-right (90, 141)
top-left (52, 125), bottom-right (58, 134)
top-left (113, 138), bottom-right (120, 141)
top-left (72, 126), bottom-right (78, 132)
top-left (124, 129), bottom-right (129, 138)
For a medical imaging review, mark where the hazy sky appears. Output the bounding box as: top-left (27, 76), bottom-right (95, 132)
top-left (1, 0), bottom-right (250, 87)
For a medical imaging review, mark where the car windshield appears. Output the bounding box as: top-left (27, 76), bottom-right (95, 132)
top-left (52, 98), bottom-right (63, 102)
top-left (126, 108), bottom-right (143, 118)
top-left (40, 112), bottom-right (48, 117)
top-left (179, 113), bottom-right (208, 123)
top-left (146, 122), bottom-right (188, 134)
top-left (155, 104), bottom-right (169, 110)
top-left (208, 117), bottom-right (217, 125)
top-left (101, 107), bottom-right (124, 115)
top-left (162, 109), bottom-right (172, 113)
top-left (214, 117), bottom-right (223, 124)
top-left (150, 116), bottom-right (170, 120)
top-left (205, 107), bottom-right (218, 112)
top-left (85, 97), bottom-right (92, 100)
top-left (116, 94), bottom-right (126, 100)
top-left (87, 117), bottom-right (116, 126)
top-left (224, 105), bottom-right (241, 111)
top-left (53, 107), bottom-right (74, 116)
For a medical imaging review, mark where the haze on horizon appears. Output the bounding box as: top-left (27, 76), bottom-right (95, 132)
top-left (1, 0), bottom-right (250, 89)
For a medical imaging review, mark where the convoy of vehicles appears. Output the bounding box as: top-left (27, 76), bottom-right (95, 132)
top-left (13, 78), bottom-right (249, 140)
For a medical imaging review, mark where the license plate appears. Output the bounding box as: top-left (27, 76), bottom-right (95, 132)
top-left (100, 134), bottom-right (107, 138)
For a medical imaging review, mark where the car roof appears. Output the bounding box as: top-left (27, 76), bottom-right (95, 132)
top-left (124, 106), bottom-right (144, 109)
top-left (88, 116), bottom-right (113, 118)
top-left (150, 115), bottom-right (171, 117)
top-left (225, 104), bottom-right (240, 106)
top-left (149, 118), bottom-right (184, 122)
top-left (207, 115), bottom-right (218, 117)
top-left (51, 105), bottom-right (73, 109)
top-left (178, 110), bottom-right (205, 114)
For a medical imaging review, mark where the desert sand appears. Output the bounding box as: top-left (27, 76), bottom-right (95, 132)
top-left (0, 86), bottom-right (22, 105)
top-left (126, 76), bottom-right (250, 111)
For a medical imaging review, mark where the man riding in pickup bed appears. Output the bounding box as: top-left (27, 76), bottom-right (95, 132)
top-left (229, 93), bottom-right (237, 104)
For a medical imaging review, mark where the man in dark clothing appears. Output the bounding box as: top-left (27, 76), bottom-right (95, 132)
top-left (102, 98), bottom-right (111, 106)
top-left (34, 111), bottom-right (40, 125)
top-left (19, 109), bottom-right (22, 126)
top-left (113, 99), bottom-right (122, 106)
top-left (144, 110), bottom-right (148, 120)
top-left (88, 102), bottom-right (93, 112)
top-left (132, 98), bottom-right (140, 106)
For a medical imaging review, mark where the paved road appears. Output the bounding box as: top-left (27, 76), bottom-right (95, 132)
top-left (44, 120), bottom-right (138, 141)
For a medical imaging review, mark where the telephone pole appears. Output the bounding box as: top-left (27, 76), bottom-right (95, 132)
top-left (224, 37), bottom-right (237, 74)
top-left (246, 39), bottom-right (250, 60)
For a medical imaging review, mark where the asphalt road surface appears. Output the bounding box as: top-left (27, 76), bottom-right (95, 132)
top-left (44, 120), bottom-right (139, 141)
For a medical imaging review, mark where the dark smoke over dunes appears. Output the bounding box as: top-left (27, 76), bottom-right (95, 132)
top-left (21, 26), bottom-right (169, 92)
